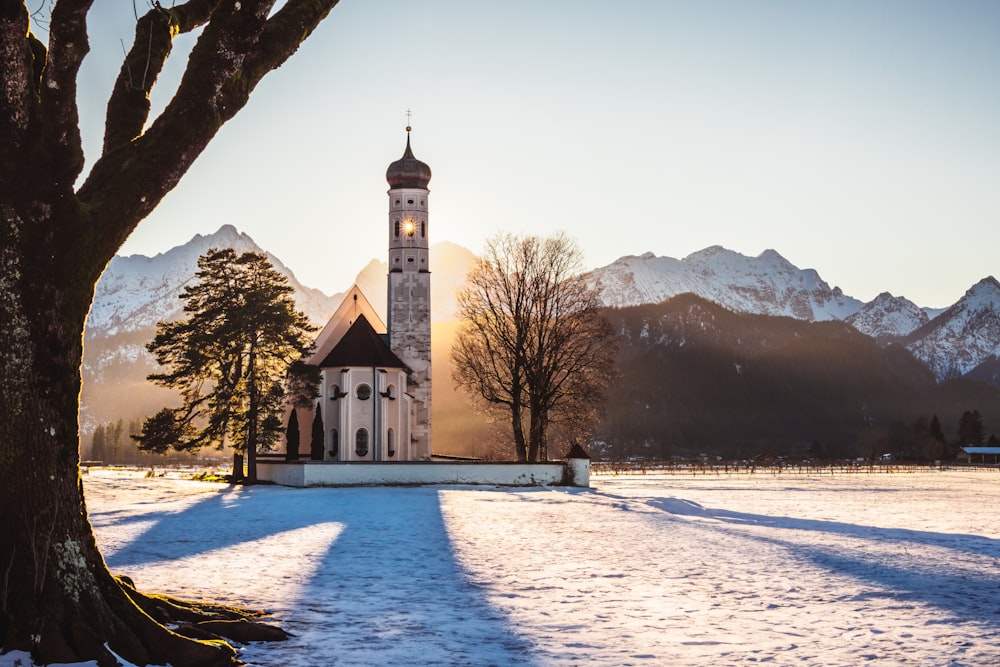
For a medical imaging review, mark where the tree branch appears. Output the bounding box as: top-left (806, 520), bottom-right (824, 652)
top-left (78, 0), bottom-right (339, 264)
top-left (37, 0), bottom-right (94, 185)
top-left (240, 0), bottom-right (341, 90)
top-left (0, 3), bottom-right (39, 187)
top-left (102, 0), bottom-right (218, 154)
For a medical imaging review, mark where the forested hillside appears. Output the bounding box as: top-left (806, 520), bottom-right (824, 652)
top-left (596, 294), bottom-right (1000, 461)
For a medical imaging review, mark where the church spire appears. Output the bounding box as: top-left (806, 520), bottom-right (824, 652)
top-left (386, 121), bottom-right (431, 189)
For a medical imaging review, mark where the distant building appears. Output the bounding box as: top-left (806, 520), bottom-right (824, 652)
top-left (961, 447), bottom-right (1000, 464)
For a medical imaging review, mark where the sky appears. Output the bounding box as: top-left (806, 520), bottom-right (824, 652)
top-left (56, 1), bottom-right (1000, 308)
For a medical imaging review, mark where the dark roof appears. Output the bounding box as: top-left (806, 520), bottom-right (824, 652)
top-left (385, 133), bottom-right (432, 189)
top-left (317, 314), bottom-right (407, 369)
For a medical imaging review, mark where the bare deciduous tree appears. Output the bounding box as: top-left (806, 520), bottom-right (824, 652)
top-left (0, 3), bottom-right (340, 664)
top-left (452, 233), bottom-right (618, 461)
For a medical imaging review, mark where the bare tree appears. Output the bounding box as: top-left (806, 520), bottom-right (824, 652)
top-left (0, 3), bottom-right (340, 665)
top-left (452, 233), bottom-right (618, 461)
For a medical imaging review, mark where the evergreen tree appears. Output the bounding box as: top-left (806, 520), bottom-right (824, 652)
top-left (311, 403), bottom-right (325, 461)
top-left (286, 410), bottom-right (301, 461)
top-left (135, 249), bottom-right (316, 483)
top-left (110, 418), bottom-right (125, 464)
top-left (957, 410), bottom-right (985, 447)
top-left (929, 414), bottom-right (946, 444)
top-left (922, 414), bottom-right (948, 461)
top-left (90, 424), bottom-right (106, 463)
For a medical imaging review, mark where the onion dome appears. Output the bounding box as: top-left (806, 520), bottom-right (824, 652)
top-left (386, 128), bottom-right (432, 189)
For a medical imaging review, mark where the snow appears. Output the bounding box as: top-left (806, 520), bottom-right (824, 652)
top-left (5, 467), bottom-right (1000, 667)
top-left (906, 277), bottom-right (1000, 380)
top-left (589, 247), bottom-right (864, 321)
top-left (846, 291), bottom-right (929, 340)
top-left (87, 226), bottom-right (341, 338)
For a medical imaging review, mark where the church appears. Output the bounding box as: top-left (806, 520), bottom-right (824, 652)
top-left (263, 128), bottom-right (592, 487)
top-left (291, 126), bottom-right (433, 462)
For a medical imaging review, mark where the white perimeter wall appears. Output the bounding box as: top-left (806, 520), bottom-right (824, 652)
top-left (258, 460), bottom-right (590, 488)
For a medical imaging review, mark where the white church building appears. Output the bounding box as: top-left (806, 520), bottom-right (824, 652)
top-left (286, 126), bottom-right (433, 462)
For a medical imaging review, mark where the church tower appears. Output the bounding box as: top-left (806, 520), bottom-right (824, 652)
top-left (385, 126), bottom-right (432, 458)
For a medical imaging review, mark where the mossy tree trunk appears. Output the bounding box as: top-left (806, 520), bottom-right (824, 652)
top-left (0, 1), bottom-right (340, 664)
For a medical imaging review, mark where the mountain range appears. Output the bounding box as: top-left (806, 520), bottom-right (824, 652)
top-left (584, 247), bottom-right (999, 383)
top-left (82, 226), bottom-right (1000, 454)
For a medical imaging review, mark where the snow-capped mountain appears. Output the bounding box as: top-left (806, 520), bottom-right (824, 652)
top-left (845, 292), bottom-right (929, 342)
top-left (88, 225), bottom-right (341, 338)
top-left (589, 246), bottom-right (863, 321)
top-left (903, 277), bottom-right (1000, 381)
top-left (80, 226), bottom-right (1000, 436)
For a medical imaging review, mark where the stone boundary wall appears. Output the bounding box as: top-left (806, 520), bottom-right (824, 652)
top-left (257, 459), bottom-right (590, 488)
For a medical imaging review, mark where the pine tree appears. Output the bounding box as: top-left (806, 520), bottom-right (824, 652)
top-left (111, 418), bottom-right (125, 465)
top-left (90, 424), bottom-right (106, 464)
top-left (286, 410), bottom-right (300, 461)
top-left (311, 403), bottom-right (325, 461)
top-left (135, 249), bottom-right (316, 483)
top-left (957, 410), bottom-right (985, 447)
top-left (929, 414), bottom-right (946, 444)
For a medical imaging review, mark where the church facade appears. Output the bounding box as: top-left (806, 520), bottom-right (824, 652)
top-left (291, 128), bottom-right (433, 462)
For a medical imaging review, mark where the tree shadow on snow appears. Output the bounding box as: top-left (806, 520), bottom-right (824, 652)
top-left (96, 483), bottom-right (540, 667)
top-left (645, 495), bottom-right (1000, 625)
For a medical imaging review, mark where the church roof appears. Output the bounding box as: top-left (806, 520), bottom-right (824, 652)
top-left (385, 131), bottom-right (432, 189)
top-left (317, 314), bottom-right (407, 369)
top-left (307, 286), bottom-right (385, 366)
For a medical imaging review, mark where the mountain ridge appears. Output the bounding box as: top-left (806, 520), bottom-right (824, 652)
top-left (81, 227), bottom-right (1000, 438)
top-left (586, 248), bottom-right (1000, 383)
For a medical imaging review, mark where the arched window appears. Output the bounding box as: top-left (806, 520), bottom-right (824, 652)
top-left (394, 220), bottom-right (400, 238)
top-left (329, 384), bottom-right (341, 400)
top-left (385, 384), bottom-right (396, 400)
top-left (421, 221), bottom-right (426, 238)
top-left (329, 429), bottom-right (339, 458)
top-left (387, 428), bottom-right (395, 458)
top-left (355, 428), bottom-right (369, 457)
top-left (356, 384), bottom-right (372, 400)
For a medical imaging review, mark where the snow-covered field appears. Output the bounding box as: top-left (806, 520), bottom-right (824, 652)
top-left (5, 467), bottom-right (1000, 666)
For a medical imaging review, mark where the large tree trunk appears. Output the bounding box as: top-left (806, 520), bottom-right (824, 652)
top-left (0, 210), bottom-right (236, 666)
top-left (0, 2), bottom-right (340, 661)
top-left (529, 405), bottom-right (549, 462)
top-left (510, 399), bottom-right (528, 462)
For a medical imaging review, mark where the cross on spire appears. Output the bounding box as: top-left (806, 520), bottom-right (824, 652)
top-left (405, 108), bottom-right (412, 132)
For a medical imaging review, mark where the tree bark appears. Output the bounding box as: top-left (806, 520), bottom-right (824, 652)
top-left (511, 400), bottom-right (527, 462)
top-left (0, 209), bottom-right (236, 666)
top-left (1, 1), bottom-right (341, 662)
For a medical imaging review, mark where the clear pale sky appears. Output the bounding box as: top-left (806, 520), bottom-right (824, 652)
top-left (65, 1), bottom-right (1000, 308)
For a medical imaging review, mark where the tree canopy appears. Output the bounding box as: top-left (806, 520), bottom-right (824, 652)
top-left (452, 232), bottom-right (618, 461)
top-left (135, 248), bottom-right (316, 481)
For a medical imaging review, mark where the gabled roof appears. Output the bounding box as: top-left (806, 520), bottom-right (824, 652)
top-left (308, 286), bottom-right (385, 365)
top-left (317, 314), bottom-right (406, 369)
